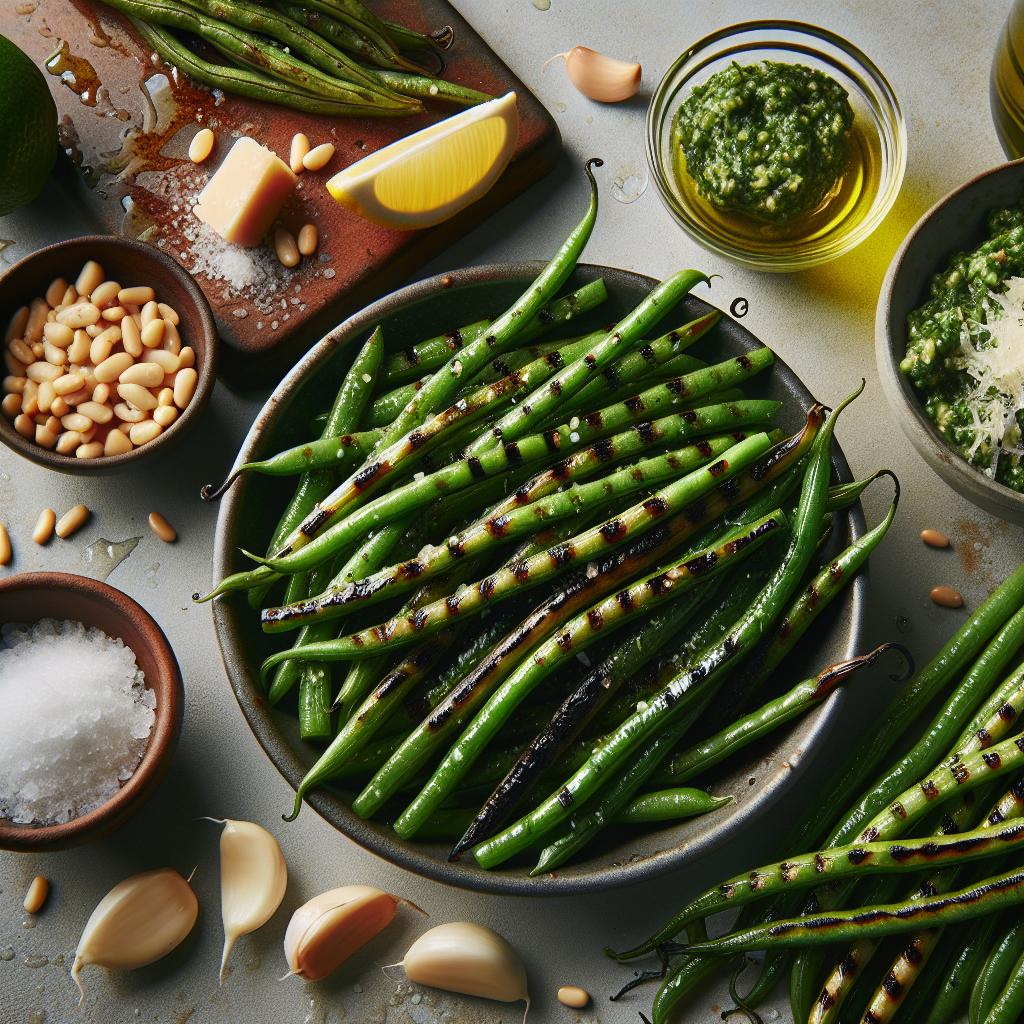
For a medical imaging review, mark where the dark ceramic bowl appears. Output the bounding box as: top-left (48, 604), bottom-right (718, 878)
top-left (213, 263), bottom-right (867, 895)
top-left (0, 573), bottom-right (183, 852)
top-left (876, 159), bottom-right (1024, 525)
top-left (0, 236), bottom-right (217, 474)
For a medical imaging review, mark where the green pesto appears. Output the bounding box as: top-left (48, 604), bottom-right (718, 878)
top-left (901, 203), bottom-right (1024, 493)
top-left (674, 60), bottom-right (853, 225)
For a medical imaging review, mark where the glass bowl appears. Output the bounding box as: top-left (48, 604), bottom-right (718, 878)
top-left (646, 20), bottom-right (907, 272)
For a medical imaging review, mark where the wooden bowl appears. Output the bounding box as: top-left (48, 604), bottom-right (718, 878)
top-left (0, 573), bottom-right (183, 852)
top-left (0, 236), bottom-right (217, 474)
top-left (212, 262), bottom-right (868, 896)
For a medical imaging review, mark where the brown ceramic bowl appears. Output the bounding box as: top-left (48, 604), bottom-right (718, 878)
top-left (0, 235), bottom-right (217, 474)
top-left (0, 572), bottom-right (183, 852)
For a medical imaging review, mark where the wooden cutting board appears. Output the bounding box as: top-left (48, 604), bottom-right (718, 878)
top-left (6, 0), bottom-right (560, 383)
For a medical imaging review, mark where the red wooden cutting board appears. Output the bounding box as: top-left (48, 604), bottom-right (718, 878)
top-left (6, 1), bottom-right (560, 382)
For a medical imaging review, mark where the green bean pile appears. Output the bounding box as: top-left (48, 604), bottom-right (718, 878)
top-left (611, 561), bottom-right (1024, 1024)
top-left (203, 163), bottom-right (899, 882)
top-left (99, 0), bottom-right (490, 117)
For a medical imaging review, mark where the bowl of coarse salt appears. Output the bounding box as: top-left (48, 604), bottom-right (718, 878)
top-left (0, 573), bottom-right (183, 852)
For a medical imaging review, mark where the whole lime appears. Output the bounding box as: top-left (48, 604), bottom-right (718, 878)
top-left (0, 34), bottom-right (58, 217)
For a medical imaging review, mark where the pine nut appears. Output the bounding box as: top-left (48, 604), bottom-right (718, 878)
top-left (21, 383), bottom-right (38, 416)
top-left (91, 383), bottom-right (110, 405)
top-left (75, 260), bottom-right (104, 296)
top-left (8, 339), bottom-right (33, 365)
top-left (157, 302), bottom-right (179, 326)
top-left (30, 341), bottom-right (44, 358)
top-left (142, 349), bottom-right (179, 373)
top-left (43, 322), bottom-right (73, 347)
top-left (152, 404), bottom-right (177, 428)
top-left (67, 330), bottom-right (90, 364)
top-left (61, 412), bottom-right (92, 432)
top-left (36, 381), bottom-right (54, 413)
top-left (177, 346), bottom-right (195, 369)
top-left (44, 415), bottom-right (60, 435)
top-left (14, 413), bottom-right (33, 437)
top-left (289, 131), bottom-right (310, 173)
top-left (104, 428), bottom-right (132, 456)
top-left (61, 387), bottom-right (89, 407)
top-left (3, 352), bottom-right (23, 377)
top-left (32, 508), bottom-right (55, 544)
top-left (25, 298), bottom-right (49, 343)
top-left (117, 382), bottom-right (157, 411)
top-left (302, 142), bottom-right (335, 171)
top-left (162, 320), bottom-right (181, 355)
top-left (60, 285), bottom-right (78, 306)
top-left (91, 325), bottom-right (121, 361)
top-left (297, 223), bottom-right (318, 256)
top-left (55, 504), bottom-right (90, 537)
top-left (129, 420), bottom-right (162, 446)
top-left (50, 397), bottom-right (69, 417)
top-left (35, 424), bottom-right (58, 449)
top-left (120, 315), bottom-right (142, 357)
top-left (118, 286), bottom-right (155, 306)
top-left (23, 876), bottom-right (49, 914)
top-left (94, 352), bottom-right (134, 383)
top-left (148, 511), bottom-right (177, 543)
top-left (5, 306), bottom-right (29, 344)
top-left (557, 986), bottom-right (590, 1009)
top-left (113, 401), bottom-right (145, 423)
top-left (3, 376), bottom-right (26, 394)
top-left (100, 304), bottom-right (127, 323)
top-left (43, 341), bottom-right (68, 366)
top-left (55, 430), bottom-right (82, 454)
top-left (0, 522), bottom-right (10, 566)
top-left (90, 280), bottom-right (121, 307)
top-left (141, 318), bottom-right (165, 348)
top-left (930, 585), bottom-right (964, 609)
top-left (84, 323), bottom-right (103, 338)
top-left (189, 126), bottom-right (215, 163)
top-left (26, 361), bottom-right (61, 383)
top-left (76, 442), bottom-right (103, 459)
top-left (157, 387), bottom-right (174, 407)
top-left (76, 401), bottom-right (113, 424)
top-left (1, 393), bottom-right (21, 417)
top-left (140, 300), bottom-right (159, 327)
top-left (274, 228), bottom-right (300, 268)
top-left (119, 362), bottom-right (163, 388)
top-left (921, 529), bottom-right (950, 549)
top-left (56, 302), bottom-right (101, 329)
top-left (173, 367), bottom-right (198, 409)
top-left (46, 278), bottom-right (69, 308)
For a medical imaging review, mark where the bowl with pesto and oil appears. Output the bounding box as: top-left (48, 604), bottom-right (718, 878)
top-left (647, 21), bottom-right (906, 272)
top-left (877, 160), bottom-right (1024, 525)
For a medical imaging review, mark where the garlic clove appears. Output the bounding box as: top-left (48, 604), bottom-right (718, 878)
top-left (72, 868), bottom-right (198, 1004)
top-left (549, 46), bottom-right (642, 103)
top-left (402, 922), bottom-right (529, 1007)
top-left (284, 885), bottom-right (399, 981)
top-left (216, 818), bottom-right (288, 983)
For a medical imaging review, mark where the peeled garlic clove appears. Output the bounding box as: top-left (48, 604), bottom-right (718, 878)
top-left (284, 885), bottom-right (399, 981)
top-left (72, 868), bottom-right (198, 1003)
top-left (402, 922), bottom-right (529, 1007)
top-left (217, 818), bottom-right (288, 983)
top-left (550, 46), bottom-right (641, 103)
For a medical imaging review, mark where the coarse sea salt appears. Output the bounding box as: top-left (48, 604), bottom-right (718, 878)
top-left (0, 619), bottom-right (155, 825)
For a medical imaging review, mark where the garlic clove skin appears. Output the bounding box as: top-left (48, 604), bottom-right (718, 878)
top-left (557, 46), bottom-right (642, 103)
top-left (72, 868), bottom-right (198, 1004)
top-left (218, 819), bottom-right (288, 983)
top-left (284, 885), bottom-right (398, 981)
top-left (402, 922), bottom-right (529, 1005)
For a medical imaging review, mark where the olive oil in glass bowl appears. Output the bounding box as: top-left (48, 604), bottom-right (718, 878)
top-left (647, 21), bottom-right (906, 272)
top-left (991, 0), bottom-right (1024, 158)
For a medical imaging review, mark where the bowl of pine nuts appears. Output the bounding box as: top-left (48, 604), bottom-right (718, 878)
top-left (0, 235), bottom-right (217, 473)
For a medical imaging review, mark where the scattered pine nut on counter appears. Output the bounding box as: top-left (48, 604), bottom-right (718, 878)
top-left (56, 504), bottom-right (90, 539)
top-left (920, 528), bottom-right (951, 548)
top-left (23, 876), bottom-right (49, 915)
top-left (0, 522), bottom-right (10, 566)
top-left (297, 224), bottom-right (319, 257)
top-left (148, 511), bottom-right (177, 543)
top-left (273, 228), bottom-right (300, 269)
top-left (289, 132), bottom-right (310, 174)
top-left (188, 127), bottom-right (215, 164)
top-left (302, 142), bottom-right (335, 171)
top-left (557, 985), bottom-right (590, 1008)
top-left (32, 508), bottom-right (55, 545)
top-left (930, 584), bottom-right (964, 608)
top-left (1, 260), bottom-right (198, 458)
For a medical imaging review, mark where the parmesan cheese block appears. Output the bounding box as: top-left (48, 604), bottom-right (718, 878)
top-left (194, 137), bottom-right (296, 248)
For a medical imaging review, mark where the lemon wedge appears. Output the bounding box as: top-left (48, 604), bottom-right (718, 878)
top-left (326, 92), bottom-right (519, 229)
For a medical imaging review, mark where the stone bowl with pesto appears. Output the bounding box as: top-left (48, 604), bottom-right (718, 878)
top-left (876, 159), bottom-right (1024, 525)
